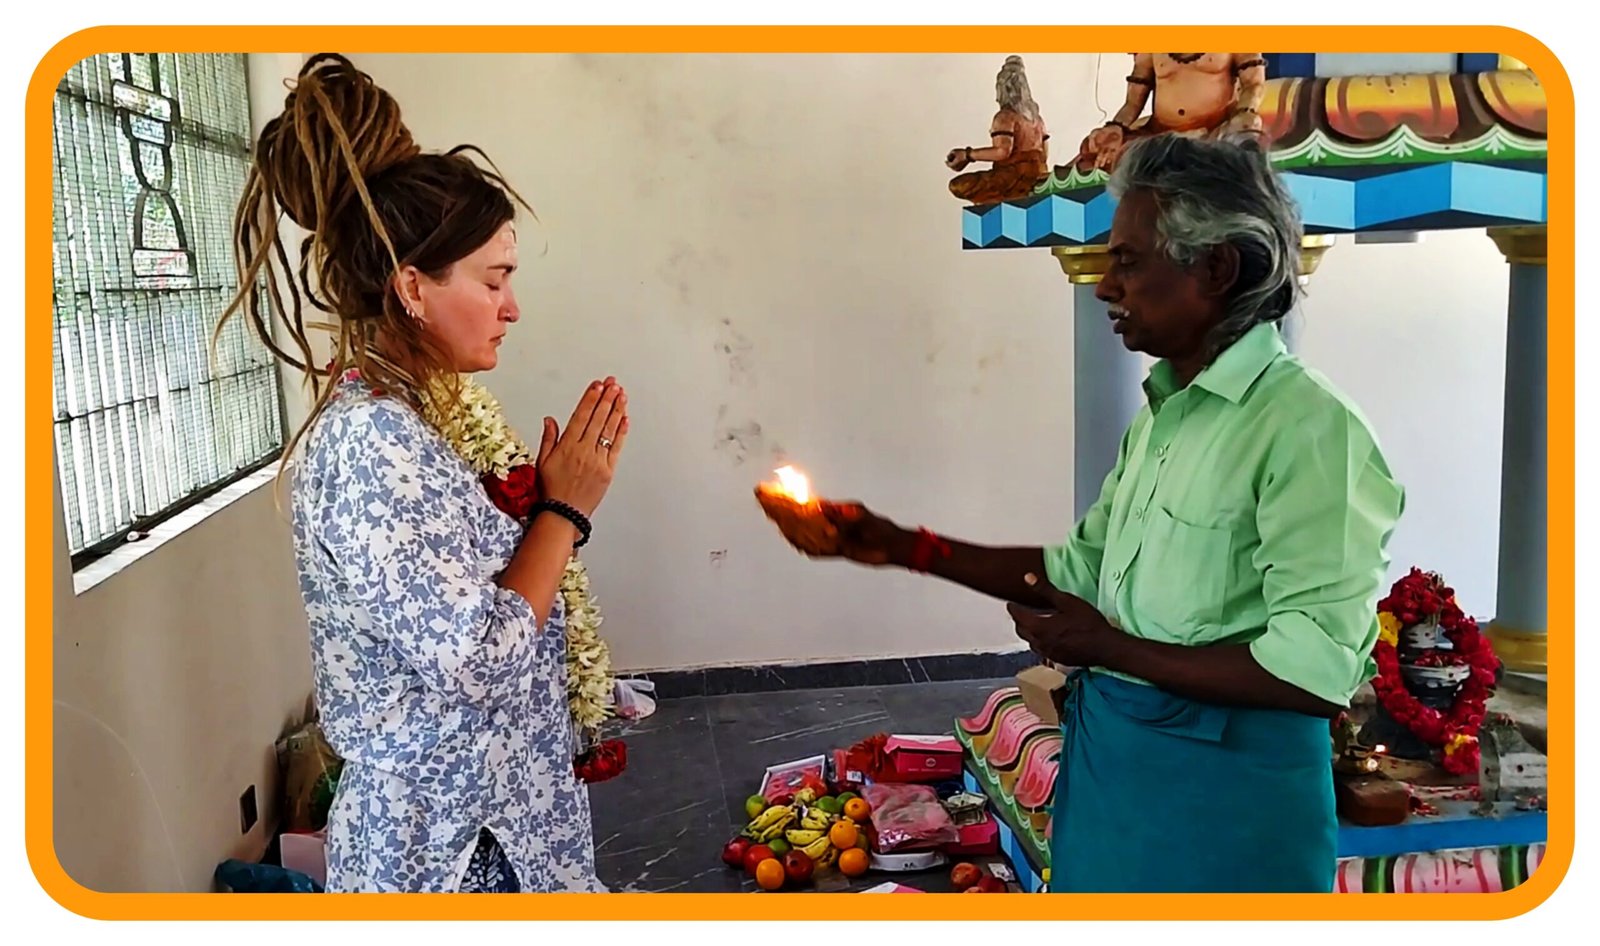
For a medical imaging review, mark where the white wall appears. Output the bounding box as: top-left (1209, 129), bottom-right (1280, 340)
top-left (337, 52), bottom-right (1510, 670)
top-left (1295, 231), bottom-right (1508, 617)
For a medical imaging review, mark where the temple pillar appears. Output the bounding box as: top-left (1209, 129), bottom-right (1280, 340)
top-left (1055, 246), bottom-right (1143, 519)
top-left (1054, 235), bottom-right (1334, 518)
top-left (1485, 226), bottom-right (1548, 674)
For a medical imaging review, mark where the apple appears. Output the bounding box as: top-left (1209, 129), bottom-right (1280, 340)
top-left (977, 875), bottom-right (1007, 893)
top-left (743, 844), bottom-right (776, 877)
top-left (782, 850), bottom-right (815, 884)
top-left (963, 886), bottom-right (986, 893)
top-left (722, 837), bottom-right (753, 869)
top-left (745, 795), bottom-right (769, 820)
top-left (950, 862), bottom-right (983, 890)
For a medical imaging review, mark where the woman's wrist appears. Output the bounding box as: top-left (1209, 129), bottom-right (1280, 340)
top-left (531, 500), bottom-right (592, 548)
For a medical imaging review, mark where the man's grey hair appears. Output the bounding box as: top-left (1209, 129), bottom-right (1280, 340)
top-left (1108, 134), bottom-right (1304, 359)
top-left (996, 55), bottom-right (1041, 123)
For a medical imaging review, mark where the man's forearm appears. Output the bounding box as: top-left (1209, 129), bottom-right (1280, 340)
top-left (884, 531), bottom-right (1051, 608)
top-left (1095, 633), bottom-right (1344, 718)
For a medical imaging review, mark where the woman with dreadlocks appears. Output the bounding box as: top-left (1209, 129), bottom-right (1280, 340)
top-left (219, 53), bottom-right (622, 893)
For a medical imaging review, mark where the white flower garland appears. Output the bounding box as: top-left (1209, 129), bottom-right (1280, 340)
top-left (422, 376), bottom-right (614, 739)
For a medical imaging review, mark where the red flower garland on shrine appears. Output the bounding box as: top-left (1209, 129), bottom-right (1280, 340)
top-left (1370, 569), bottom-right (1501, 776)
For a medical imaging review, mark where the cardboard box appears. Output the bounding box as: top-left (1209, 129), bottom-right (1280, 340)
top-left (759, 755), bottom-right (829, 802)
top-left (883, 734), bottom-right (964, 782)
top-left (1016, 664), bottom-right (1068, 726)
top-left (943, 812), bottom-right (1000, 856)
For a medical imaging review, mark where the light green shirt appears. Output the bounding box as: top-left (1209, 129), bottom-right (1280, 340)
top-left (1044, 322), bottom-right (1405, 707)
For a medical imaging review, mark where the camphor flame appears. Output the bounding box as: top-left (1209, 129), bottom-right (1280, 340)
top-left (773, 465), bottom-right (812, 504)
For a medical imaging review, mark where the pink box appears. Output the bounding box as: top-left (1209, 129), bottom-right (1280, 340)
top-left (943, 813), bottom-right (1000, 856)
top-left (859, 882), bottom-right (925, 893)
top-left (280, 830), bottom-right (327, 887)
top-left (884, 734), bottom-right (964, 782)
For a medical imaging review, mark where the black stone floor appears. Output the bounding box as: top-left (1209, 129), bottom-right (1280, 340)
top-left (585, 677), bottom-right (1013, 893)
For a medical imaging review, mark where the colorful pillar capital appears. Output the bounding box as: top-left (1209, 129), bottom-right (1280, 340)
top-left (1489, 226), bottom-right (1548, 266)
top-left (1050, 235), bottom-right (1336, 284)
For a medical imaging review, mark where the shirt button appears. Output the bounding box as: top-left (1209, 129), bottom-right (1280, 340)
top-left (1133, 508), bottom-right (1144, 520)
top-left (1156, 445), bottom-right (1168, 457)
top-left (1112, 568), bottom-right (1123, 580)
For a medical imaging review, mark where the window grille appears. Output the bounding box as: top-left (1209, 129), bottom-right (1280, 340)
top-left (52, 52), bottom-right (284, 564)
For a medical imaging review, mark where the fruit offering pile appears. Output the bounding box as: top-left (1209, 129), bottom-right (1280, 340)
top-left (722, 788), bottom-right (876, 891)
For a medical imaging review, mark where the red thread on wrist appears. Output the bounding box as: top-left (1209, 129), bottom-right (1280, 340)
top-left (908, 528), bottom-right (953, 573)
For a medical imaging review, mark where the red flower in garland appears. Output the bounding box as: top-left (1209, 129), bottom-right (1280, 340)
top-left (575, 739), bottom-right (628, 783)
top-left (482, 464), bottom-right (541, 521)
top-left (1371, 569), bottom-right (1502, 776)
top-left (484, 463), bottom-right (629, 784)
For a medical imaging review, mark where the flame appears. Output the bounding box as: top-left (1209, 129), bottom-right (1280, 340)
top-left (1374, 744), bottom-right (1388, 755)
top-left (774, 465), bottom-right (811, 504)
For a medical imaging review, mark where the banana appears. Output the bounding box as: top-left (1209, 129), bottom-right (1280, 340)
top-left (801, 837), bottom-right (832, 861)
top-left (756, 805), bottom-right (794, 829)
top-left (757, 815), bottom-right (795, 842)
top-left (800, 809), bottom-right (833, 831)
top-left (785, 828), bottom-right (825, 846)
top-left (741, 804), bottom-right (795, 838)
top-left (816, 846), bottom-right (839, 870)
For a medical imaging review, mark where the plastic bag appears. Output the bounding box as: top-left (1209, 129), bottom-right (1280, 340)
top-left (613, 678), bottom-right (658, 721)
top-left (275, 720), bottom-right (343, 833)
top-left (215, 859), bottom-right (323, 893)
top-left (862, 781), bottom-right (961, 851)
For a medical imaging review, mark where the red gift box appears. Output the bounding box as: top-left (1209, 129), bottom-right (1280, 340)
top-left (942, 813), bottom-right (1000, 857)
top-left (882, 734), bottom-right (964, 782)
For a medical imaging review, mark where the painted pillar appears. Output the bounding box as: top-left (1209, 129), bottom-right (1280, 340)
top-left (1055, 246), bottom-right (1144, 519)
top-left (1068, 281), bottom-right (1144, 518)
top-left (1055, 236), bottom-right (1334, 518)
top-left (1485, 226), bottom-right (1548, 674)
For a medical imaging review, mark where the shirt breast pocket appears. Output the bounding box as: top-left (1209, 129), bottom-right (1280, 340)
top-left (1133, 505), bottom-right (1235, 639)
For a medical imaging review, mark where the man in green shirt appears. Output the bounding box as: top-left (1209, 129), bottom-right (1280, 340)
top-left (766, 134), bottom-right (1404, 892)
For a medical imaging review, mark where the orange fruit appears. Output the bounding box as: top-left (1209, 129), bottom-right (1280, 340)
top-left (843, 798), bottom-right (872, 822)
top-left (829, 821), bottom-right (859, 850)
top-left (837, 847), bottom-right (870, 877)
top-left (755, 858), bottom-right (786, 891)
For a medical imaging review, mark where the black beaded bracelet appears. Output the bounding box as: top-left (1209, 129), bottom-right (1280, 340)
top-left (532, 499), bottom-right (593, 549)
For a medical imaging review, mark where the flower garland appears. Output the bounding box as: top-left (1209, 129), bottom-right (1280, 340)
top-left (1371, 568), bottom-right (1501, 776)
top-left (418, 375), bottom-right (625, 783)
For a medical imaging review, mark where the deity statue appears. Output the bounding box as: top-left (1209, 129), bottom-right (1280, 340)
top-left (945, 55), bottom-right (1050, 205)
top-left (1072, 53), bottom-right (1268, 175)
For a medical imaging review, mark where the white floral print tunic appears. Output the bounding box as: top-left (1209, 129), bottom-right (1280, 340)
top-left (290, 379), bottom-right (606, 893)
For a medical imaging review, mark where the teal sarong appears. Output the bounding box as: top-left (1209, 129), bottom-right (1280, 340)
top-left (1049, 669), bottom-right (1336, 893)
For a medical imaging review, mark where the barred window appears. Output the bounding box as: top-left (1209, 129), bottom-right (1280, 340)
top-left (52, 53), bottom-right (284, 565)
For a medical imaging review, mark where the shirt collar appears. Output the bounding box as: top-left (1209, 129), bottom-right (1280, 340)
top-left (1143, 321), bottom-right (1286, 407)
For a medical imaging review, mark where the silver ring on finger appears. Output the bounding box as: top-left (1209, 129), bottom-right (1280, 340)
top-left (599, 437), bottom-right (614, 449)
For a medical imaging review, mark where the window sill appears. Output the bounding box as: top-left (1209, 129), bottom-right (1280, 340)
top-left (71, 465), bottom-right (281, 597)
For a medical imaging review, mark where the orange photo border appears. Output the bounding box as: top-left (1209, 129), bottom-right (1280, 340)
top-left (27, 24), bottom-right (1574, 922)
